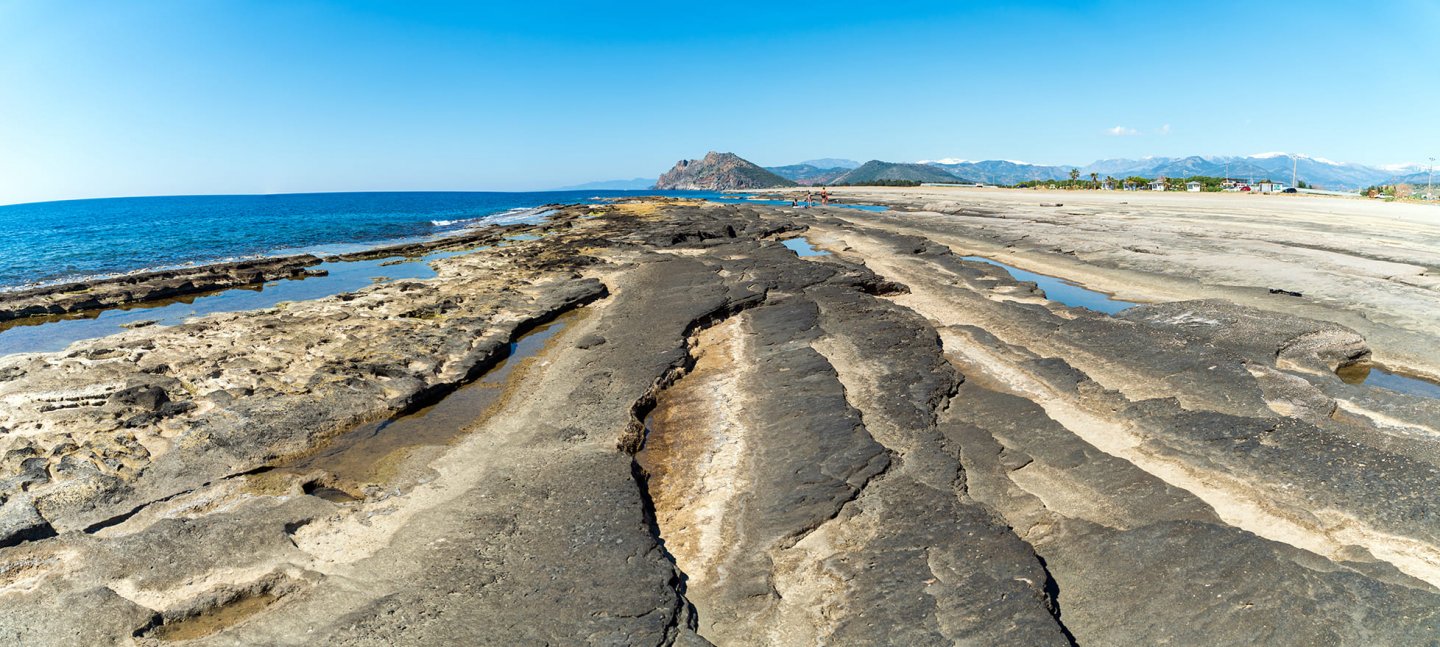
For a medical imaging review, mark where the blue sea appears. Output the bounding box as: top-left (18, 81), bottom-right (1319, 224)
top-left (0, 190), bottom-right (713, 291)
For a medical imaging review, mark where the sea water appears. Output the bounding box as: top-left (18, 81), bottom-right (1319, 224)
top-left (0, 190), bottom-right (713, 290)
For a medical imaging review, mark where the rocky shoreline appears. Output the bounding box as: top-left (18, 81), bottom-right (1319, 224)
top-left (0, 197), bottom-right (1437, 645)
top-left (0, 256), bottom-right (326, 324)
top-left (0, 206), bottom-right (560, 328)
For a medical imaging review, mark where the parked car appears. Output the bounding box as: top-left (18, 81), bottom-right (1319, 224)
top-left (1281, 187), bottom-right (1298, 194)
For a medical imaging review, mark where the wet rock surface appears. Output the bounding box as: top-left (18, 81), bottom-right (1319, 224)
top-left (0, 197), bottom-right (1437, 645)
top-left (0, 255), bottom-right (326, 323)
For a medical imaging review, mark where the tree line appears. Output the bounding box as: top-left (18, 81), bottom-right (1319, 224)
top-left (1363, 184), bottom-right (1432, 199)
top-left (1008, 173), bottom-right (1311, 191)
top-left (828, 179), bottom-right (923, 187)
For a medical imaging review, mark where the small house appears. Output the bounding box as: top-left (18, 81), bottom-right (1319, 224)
top-left (1102, 180), bottom-right (1115, 191)
top-left (1186, 181), bottom-right (1202, 192)
top-left (1149, 180), bottom-right (1167, 192)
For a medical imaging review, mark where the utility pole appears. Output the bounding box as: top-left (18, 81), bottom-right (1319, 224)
top-left (1292, 154), bottom-right (1298, 190)
top-left (1429, 157), bottom-right (1435, 201)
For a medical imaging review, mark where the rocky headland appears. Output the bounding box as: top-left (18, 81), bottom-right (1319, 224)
top-left (654, 152), bottom-right (797, 190)
top-left (0, 195), bottom-right (1437, 645)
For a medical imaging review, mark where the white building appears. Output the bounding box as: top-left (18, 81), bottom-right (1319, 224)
top-left (1186, 181), bottom-right (1202, 192)
top-left (1149, 180), bottom-right (1167, 191)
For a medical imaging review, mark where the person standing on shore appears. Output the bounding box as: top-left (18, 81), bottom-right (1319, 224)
top-left (821, 187), bottom-right (829, 206)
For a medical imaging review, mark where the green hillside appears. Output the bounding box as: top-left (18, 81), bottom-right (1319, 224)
top-left (831, 161), bottom-right (969, 185)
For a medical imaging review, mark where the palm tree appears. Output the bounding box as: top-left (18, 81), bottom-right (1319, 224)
top-left (1069, 168), bottom-right (1080, 188)
top-left (1089, 172), bottom-right (1099, 189)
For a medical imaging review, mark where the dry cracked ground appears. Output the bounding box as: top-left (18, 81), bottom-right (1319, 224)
top-left (0, 195), bottom-right (1438, 645)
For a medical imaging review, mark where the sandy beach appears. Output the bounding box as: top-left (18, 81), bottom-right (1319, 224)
top-left (0, 196), bottom-right (1437, 645)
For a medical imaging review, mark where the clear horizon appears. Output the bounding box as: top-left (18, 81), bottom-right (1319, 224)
top-left (2, 0), bottom-right (1436, 205)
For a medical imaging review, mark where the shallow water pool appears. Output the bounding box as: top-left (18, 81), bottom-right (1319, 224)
top-left (1337, 364), bottom-right (1440, 400)
top-left (961, 256), bottom-right (1137, 315)
top-left (782, 237), bottom-right (830, 257)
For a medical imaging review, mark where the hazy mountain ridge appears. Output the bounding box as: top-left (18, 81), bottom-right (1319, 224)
top-left (766, 164), bottom-right (852, 186)
top-left (1384, 170), bottom-right (1436, 187)
top-left (796, 158), bottom-right (860, 170)
top-left (924, 160), bottom-right (1071, 186)
top-left (927, 154), bottom-right (1427, 190)
top-left (555, 177), bottom-right (656, 191)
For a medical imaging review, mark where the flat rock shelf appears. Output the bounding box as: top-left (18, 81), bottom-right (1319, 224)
top-left (0, 196), bottom-right (1438, 646)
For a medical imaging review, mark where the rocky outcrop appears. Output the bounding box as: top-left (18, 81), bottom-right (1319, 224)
top-left (654, 152), bottom-right (798, 190)
top-left (0, 198), bottom-right (1438, 645)
top-left (0, 255), bottom-right (326, 323)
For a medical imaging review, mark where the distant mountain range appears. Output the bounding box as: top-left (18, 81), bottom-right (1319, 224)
top-left (922, 154), bottom-right (1431, 190)
top-left (796, 158), bottom-right (860, 170)
top-left (767, 160), bottom-right (971, 185)
top-left (909, 160), bottom-right (1055, 186)
top-left (766, 164), bottom-right (852, 186)
top-left (554, 177), bottom-right (656, 191)
top-left (565, 153), bottom-right (1432, 192)
top-left (1388, 169), bottom-right (1437, 186)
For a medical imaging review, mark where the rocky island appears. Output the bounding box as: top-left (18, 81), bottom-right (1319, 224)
top-left (0, 191), bottom-right (1438, 645)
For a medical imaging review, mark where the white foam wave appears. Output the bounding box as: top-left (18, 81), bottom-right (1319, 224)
top-left (483, 207), bottom-right (553, 226)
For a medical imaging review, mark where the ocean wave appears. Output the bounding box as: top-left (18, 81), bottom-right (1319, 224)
top-left (483, 207), bottom-right (553, 226)
top-left (432, 208), bottom-right (531, 228)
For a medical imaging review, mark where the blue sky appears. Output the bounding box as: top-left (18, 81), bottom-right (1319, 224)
top-left (1, 0), bottom-right (1436, 204)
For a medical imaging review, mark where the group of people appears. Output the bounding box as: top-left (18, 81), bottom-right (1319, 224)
top-left (789, 187), bottom-right (829, 208)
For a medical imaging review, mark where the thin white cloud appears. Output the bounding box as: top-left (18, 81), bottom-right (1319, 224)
top-left (1158, 124), bottom-right (1172, 135)
top-left (1107, 126), bottom-right (1139, 136)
